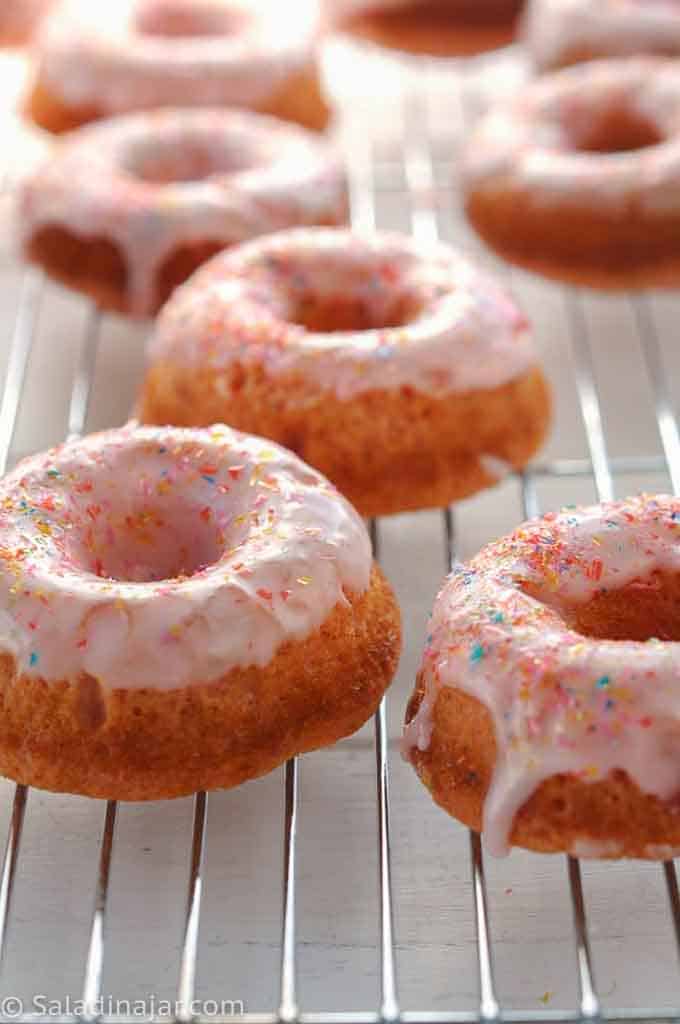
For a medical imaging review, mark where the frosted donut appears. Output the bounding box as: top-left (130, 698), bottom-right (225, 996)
top-left (139, 228), bottom-right (551, 518)
top-left (19, 109), bottom-right (347, 317)
top-left (405, 494), bottom-right (680, 859)
top-left (0, 423), bottom-right (401, 800)
top-left (523, 0), bottom-right (680, 71)
top-left (0, 0), bottom-right (52, 45)
top-left (27, 0), bottom-right (329, 134)
top-left (325, 0), bottom-right (524, 57)
top-left (463, 58), bottom-right (680, 289)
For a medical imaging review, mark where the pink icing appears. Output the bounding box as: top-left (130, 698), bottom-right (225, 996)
top-left (34, 0), bottom-right (320, 116)
top-left (146, 227), bottom-right (537, 400)
top-left (406, 494), bottom-right (680, 856)
top-left (0, 423), bottom-right (371, 690)
top-left (462, 58), bottom-right (680, 216)
top-left (19, 108), bottom-right (347, 317)
top-left (523, 0), bottom-right (680, 70)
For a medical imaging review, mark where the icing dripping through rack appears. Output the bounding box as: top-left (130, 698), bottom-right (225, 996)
top-left (0, 53), bottom-right (677, 1024)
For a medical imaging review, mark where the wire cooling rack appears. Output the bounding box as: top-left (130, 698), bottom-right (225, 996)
top-left (0, 43), bottom-right (677, 1024)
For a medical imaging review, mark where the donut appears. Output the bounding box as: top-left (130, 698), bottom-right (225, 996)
top-left (405, 494), bottom-right (680, 860)
top-left (0, 0), bottom-right (52, 45)
top-left (0, 423), bottom-right (400, 801)
top-left (523, 0), bottom-right (680, 71)
top-left (19, 109), bottom-right (347, 317)
top-left (139, 228), bottom-right (551, 518)
top-left (26, 0), bottom-right (329, 134)
top-left (462, 58), bottom-right (680, 289)
top-left (325, 0), bottom-right (524, 57)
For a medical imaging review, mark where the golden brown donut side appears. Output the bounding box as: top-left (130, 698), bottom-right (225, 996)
top-left (0, 566), bottom-right (400, 801)
top-left (405, 677), bottom-right (680, 858)
top-left (0, 25), bottom-right (34, 45)
top-left (138, 365), bottom-right (551, 518)
top-left (26, 61), bottom-right (330, 135)
top-left (24, 230), bottom-right (223, 317)
top-left (24, 215), bottom-right (347, 317)
top-left (338, 0), bottom-right (523, 57)
top-left (465, 182), bottom-right (680, 290)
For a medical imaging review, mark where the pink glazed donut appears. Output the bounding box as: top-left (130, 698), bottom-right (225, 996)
top-left (523, 0), bottom-right (680, 71)
top-left (20, 108), bottom-right (347, 316)
top-left (463, 58), bottom-right (680, 289)
top-left (139, 228), bottom-right (551, 517)
top-left (27, 0), bottom-right (330, 133)
top-left (405, 494), bottom-right (680, 859)
top-left (0, 423), bottom-right (401, 799)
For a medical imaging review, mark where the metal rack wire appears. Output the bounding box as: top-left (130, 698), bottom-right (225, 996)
top-left (0, 57), bottom-right (677, 1024)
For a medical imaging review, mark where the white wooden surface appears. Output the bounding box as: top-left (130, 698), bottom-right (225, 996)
top-left (0, 36), bottom-right (677, 1017)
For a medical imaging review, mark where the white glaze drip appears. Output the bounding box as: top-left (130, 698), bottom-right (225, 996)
top-left (0, 423), bottom-right (371, 690)
top-left (19, 109), bottom-right (347, 316)
top-left (146, 228), bottom-right (537, 400)
top-left (408, 495), bottom-right (680, 856)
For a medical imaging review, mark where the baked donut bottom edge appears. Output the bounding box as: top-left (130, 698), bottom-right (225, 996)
top-left (0, 565), bottom-right (400, 800)
top-left (139, 366), bottom-right (552, 518)
top-left (465, 191), bottom-right (680, 291)
top-left (338, 1), bottom-right (522, 57)
top-left (25, 60), bottom-right (331, 135)
top-left (405, 679), bottom-right (680, 859)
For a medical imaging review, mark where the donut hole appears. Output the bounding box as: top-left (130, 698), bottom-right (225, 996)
top-left (571, 107), bottom-right (664, 154)
top-left (564, 573), bottom-right (680, 642)
top-left (77, 502), bottom-right (225, 583)
top-left (135, 0), bottom-right (246, 38)
top-left (289, 290), bottom-right (422, 332)
top-left (123, 135), bottom-right (259, 185)
top-left (280, 260), bottom-right (424, 333)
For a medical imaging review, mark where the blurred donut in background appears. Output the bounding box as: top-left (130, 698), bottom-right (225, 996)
top-left (462, 58), bottom-right (680, 289)
top-left (26, 0), bottom-right (330, 133)
top-left (19, 108), bottom-right (348, 316)
top-left (324, 0), bottom-right (525, 57)
top-left (523, 0), bottom-right (680, 71)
